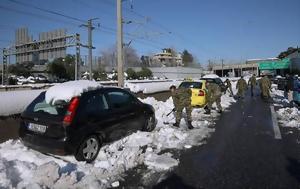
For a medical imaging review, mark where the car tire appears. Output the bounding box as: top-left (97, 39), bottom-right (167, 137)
top-left (143, 114), bottom-right (156, 132)
top-left (75, 135), bottom-right (101, 163)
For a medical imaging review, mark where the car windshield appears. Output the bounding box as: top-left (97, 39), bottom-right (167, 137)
top-left (179, 82), bottom-right (202, 89)
top-left (25, 92), bottom-right (68, 116)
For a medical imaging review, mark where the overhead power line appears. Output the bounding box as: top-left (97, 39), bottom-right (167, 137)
top-left (0, 5), bottom-right (78, 27)
top-left (8, 0), bottom-right (85, 23)
top-left (1, 0), bottom-right (168, 53)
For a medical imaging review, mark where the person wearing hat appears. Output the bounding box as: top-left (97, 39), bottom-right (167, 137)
top-left (205, 82), bottom-right (223, 114)
top-left (248, 74), bottom-right (257, 97)
top-left (169, 85), bottom-right (194, 129)
top-left (236, 76), bottom-right (247, 99)
top-left (260, 75), bottom-right (271, 99)
top-left (224, 79), bottom-right (233, 96)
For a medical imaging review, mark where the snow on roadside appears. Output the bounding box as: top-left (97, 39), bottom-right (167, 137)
top-left (277, 107), bottom-right (300, 129)
top-left (272, 87), bottom-right (300, 129)
top-left (0, 90), bottom-right (44, 116)
top-left (0, 93), bottom-right (241, 189)
top-left (0, 81), bottom-right (238, 188)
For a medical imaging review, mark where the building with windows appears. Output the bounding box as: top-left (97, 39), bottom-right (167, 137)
top-left (212, 58), bottom-right (292, 77)
top-left (15, 28), bottom-right (67, 65)
top-left (151, 48), bottom-right (183, 66)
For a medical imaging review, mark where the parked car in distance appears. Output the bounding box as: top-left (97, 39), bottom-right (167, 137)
top-left (19, 86), bottom-right (156, 163)
top-left (200, 77), bottom-right (227, 92)
top-left (178, 80), bottom-right (207, 108)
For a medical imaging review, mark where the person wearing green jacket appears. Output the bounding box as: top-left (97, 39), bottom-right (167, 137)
top-left (248, 74), bottom-right (257, 97)
top-left (236, 76), bottom-right (248, 98)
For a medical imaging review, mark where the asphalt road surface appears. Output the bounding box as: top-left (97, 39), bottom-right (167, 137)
top-left (152, 91), bottom-right (300, 189)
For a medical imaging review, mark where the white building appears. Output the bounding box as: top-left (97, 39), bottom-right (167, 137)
top-left (152, 48), bottom-right (183, 66)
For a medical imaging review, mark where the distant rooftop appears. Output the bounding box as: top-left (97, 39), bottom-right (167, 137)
top-left (246, 58), bottom-right (279, 62)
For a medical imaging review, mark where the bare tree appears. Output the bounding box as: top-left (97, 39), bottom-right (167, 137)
top-left (100, 45), bottom-right (141, 68)
top-left (100, 46), bottom-right (117, 68)
top-left (207, 60), bottom-right (214, 71)
top-left (123, 46), bottom-right (141, 67)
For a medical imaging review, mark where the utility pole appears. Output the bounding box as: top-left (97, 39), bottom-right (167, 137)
top-left (2, 48), bottom-right (7, 86)
top-left (81, 18), bottom-right (98, 80)
top-left (221, 59), bottom-right (224, 77)
top-left (117, 0), bottom-right (124, 87)
top-left (1, 49), bottom-right (4, 86)
top-left (75, 33), bottom-right (80, 80)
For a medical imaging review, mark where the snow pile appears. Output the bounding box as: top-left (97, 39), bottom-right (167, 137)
top-left (144, 153), bottom-right (178, 170)
top-left (125, 80), bottom-right (181, 94)
top-left (45, 80), bottom-right (102, 105)
top-left (277, 107), bottom-right (300, 129)
top-left (0, 90), bottom-right (44, 116)
top-left (271, 88), bottom-right (284, 98)
top-left (0, 126), bottom-right (212, 188)
top-left (270, 88), bottom-right (290, 105)
top-left (0, 94), bottom-right (238, 188)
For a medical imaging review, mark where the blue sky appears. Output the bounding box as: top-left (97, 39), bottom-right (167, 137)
top-left (0, 0), bottom-right (299, 65)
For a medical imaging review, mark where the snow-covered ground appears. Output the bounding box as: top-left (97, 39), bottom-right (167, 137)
top-left (277, 107), bottom-right (300, 129)
top-left (270, 87), bottom-right (300, 129)
top-left (0, 89), bottom-right (236, 188)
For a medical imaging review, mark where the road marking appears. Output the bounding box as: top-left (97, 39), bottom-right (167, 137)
top-left (270, 105), bottom-right (282, 140)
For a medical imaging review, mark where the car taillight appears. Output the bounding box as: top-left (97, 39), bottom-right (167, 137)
top-left (198, 90), bottom-right (205, 96)
top-left (63, 97), bottom-right (80, 126)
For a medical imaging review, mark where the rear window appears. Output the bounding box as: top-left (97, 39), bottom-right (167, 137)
top-left (25, 92), bottom-right (68, 116)
top-left (179, 82), bottom-right (202, 89)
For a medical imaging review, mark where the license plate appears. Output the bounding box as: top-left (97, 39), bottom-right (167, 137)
top-left (28, 123), bottom-right (47, 133)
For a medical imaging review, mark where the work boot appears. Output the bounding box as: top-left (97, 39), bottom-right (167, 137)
top-left (173, 122), bottom-right (179, 127)
top-left (187, 121), bottom-right (194, 129)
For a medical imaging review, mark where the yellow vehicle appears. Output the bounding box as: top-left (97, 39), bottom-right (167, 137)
top-left (178, 80), bottom-right (207, 107)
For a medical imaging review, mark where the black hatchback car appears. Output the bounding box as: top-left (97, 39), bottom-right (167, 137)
top-left (19, 87), bottom-right (156, 162)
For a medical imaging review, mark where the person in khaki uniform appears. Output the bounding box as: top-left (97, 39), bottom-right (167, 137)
top-left (248, 74), bottom-right (257, 97)
top-left (170, 85), bottom-right (194, 129)
top-left (236, 76), bottom-right (248, 98)
top-left (205, 82), bottom-right (222, 114)
top-left (225, 79), bottom-right (233, 96)
top-left (170, 85), bottom-right (179, 111)
top-left (260, 76), bottom-right (271, 98)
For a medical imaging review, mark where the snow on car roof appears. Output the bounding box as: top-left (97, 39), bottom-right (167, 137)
top-left (45, 80), bottom-right (102, 105)
top-left (202, 74), bottom-right (220, 79)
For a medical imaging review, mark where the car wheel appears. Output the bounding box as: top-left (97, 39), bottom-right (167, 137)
top-left (143, 114), bottom-right (156, 132)
top-left (75, 135), bottom-right (101, 163)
